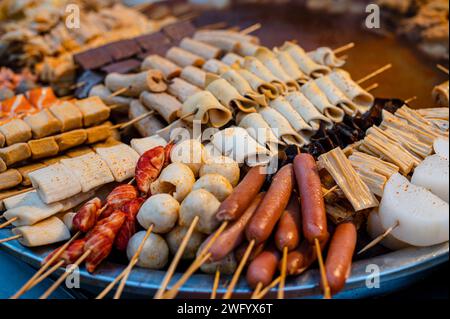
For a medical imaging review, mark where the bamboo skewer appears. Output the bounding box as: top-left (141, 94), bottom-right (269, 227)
top-left (11, 231), bottom-right (81, 299)
top-left (210, 269), bottom-right (221, 299)
top-left (0, 217), bottom-right (18, 229)
top-left (405, 96), bottom-right (418, 104)
top-left (315, 238), bottom-right (331, 299)
top-left (161, 221), bottom-right (229, 299)
top-left (437, 64), bottom-right (449, 75)
top-left (254, 277), bottom-right (282, 299)
top-left (278, 246), bottom-right (288, 299)
top-left (358, 221), bottom-right (400, 255)
top-left (357, 64), bottom-right (392, 85)
top-left (0, 234), bottom-right (21, 244)
top-left (240, 23), bottom-right (262, 35)
top-left (333, 42), bottom-right (355, 55)
top-left (111, 110), bottom-right (155, 130)
top-left (108, 87), bottom-right (128, 98)
top-left (30, 260), bottom-right (66, 289)
top-left (154, 216), bottom-right (200, 299)
top-left (40, 249), bottom-right (92, 299)
top-left (223, 239), bottom-right (255, 299)
top-left (250, 282), bottom-right (263, 299)
top-left (365, 83), bottom-right (379, 92)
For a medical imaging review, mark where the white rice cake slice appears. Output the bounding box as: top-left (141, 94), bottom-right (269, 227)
top-left (28, 164), bottom-right (82, 204)
top-left (61, 153), bottom-right (114, 193)
top-left (3, 191), bottom-right (64, 226)
top-left (96, 144), bottom-right (140, 182)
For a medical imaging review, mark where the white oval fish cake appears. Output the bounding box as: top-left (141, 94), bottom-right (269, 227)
top-left (96, 143), bottom-right (140, 182)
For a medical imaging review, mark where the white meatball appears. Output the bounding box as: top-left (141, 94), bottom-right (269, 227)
top-left (179, 189), bottom-right (220, 234)
top-left (171, 139), bottom-right (206, 176)
top-left (150, 163), bottom-right (195, 202)
top-left (200, 156), bottom-right (240, 187)
top-left (137, 194), bottom-right (179, 233)
top-left (192, 174), bottom-right (233, 202)
top-left (127, 231), bottom-right (169, 269)
top-left (166, 225), bottom-right (206, 259)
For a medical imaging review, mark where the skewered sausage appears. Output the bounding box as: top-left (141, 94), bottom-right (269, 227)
top-left (115, 197), bottom-right (145, 251)
top-left (127, 231), bottom-right (169, 269)
top-left (208, 193), bottom-right (264, 262)
top-left (84, 210), bottom-right (126, 273)
top-left (135, 146), bottom-right (165, 195)
top-left (275, 193), bottom-right (302, 251)
top-left (325, 222), bottom-right (357, 295)
top-left (105, 184), bottom-right (138, 210)
top-left (285, 233), bottom-right (329, 276)
top-left (44, 239), bottom-right (87, 266)
top-left (246, 164), bottom-right (294, 244)
top-left (137, 194), bottom-right (179, 233)
top-left (294, 154), bottom-right (328, 243)
top-left (216, 165), bottom-right (266, 221)
top-left (72, 197), bottom-right (102, 233)
top-left (246, 246), bottom-right (281, 289)
top-left (235, 241), bottom-right (266, 264)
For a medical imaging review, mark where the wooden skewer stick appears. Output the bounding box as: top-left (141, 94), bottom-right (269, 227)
top-left (154, 217), bottom-right (200, 299)
top-left (11, 231), bottom-right (81, 299)
top-left (0, 187), bottom-right (33, 203)
top-left (155, 111), bottom-right (196, 136)
top-left (358, 221), bottom-right (400, 255)
top-left (365, 83), bottom-right (379, 92)
top-left (111, 110), bottom-right (155, 131)
top-left (0, 234), bottom-right (21, 244)
top-left (0, 217), bottom-right (18, 229)
top-left (162, 221), bottom-right (229, 299)
top-left (405, 96), bottom-right (417, 104)
top-left (210, 269), bottom-right (221, 299)
top-left (333, 42), bottom-right (355, 55)
top-left (250, 282), bottom-right (264, 299)
top-left (30, 260), bottom-right (65, 289)
top-left (254, 277), bottom-right (282, 299)
top-left (223, 239), bottom-right (255, 299)
top-left (322, 185), bottom-right (339, 198)
top-left (40, 249), bottom-right (92, 299)
top-left (108, 87), bottom-right (128, 98)
top-left (113, 224), bottom-right (155, 299)
top-left (96, 259), bottom-right (138, 299)
top-left (437, 64), bottom-right (449, 75)
top-left (315, 238), bottom-right (331, 299)
top-left (240, 23), bottom-right (262, 35)
top-left (357, 64), bottom-right (392, 85)
top-left (277, 246), bottom-right (288, 299)
top-left (69, 81), bottom-right (86, 90)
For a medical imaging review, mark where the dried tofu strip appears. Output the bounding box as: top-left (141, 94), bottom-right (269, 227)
top-left (367, 126), bottom-right (423, 164)
top-left (349, 151), bottom-right (399, 178)
top-left (354, 168), bottom-right (387, 197)
top-left (417, 107), bottom-right (449, 121)
top-left (395, 106), bottom-right (448, 140)
top-left (383, 126), bottom-right (433, 159)
top-left (318, 147), bottom-right (378, 211)
top-left (361, 133), bottom-right (416, 174)
top-left (380, 111), bottom-right (436, 146)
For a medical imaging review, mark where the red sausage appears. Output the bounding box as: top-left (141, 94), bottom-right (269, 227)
top-left (216, 166), bottom-right (266, 221)
top-left (235, 241), bottom-right (266, 264)
top-left (294, 154), bottom-right (328, 244)
top-left (246, 246), bottom-right (281, 289)
top-left (325, 222), bottom-right (357, 295)
top-left (275, 193), bottom-right (301, 252)
top-left (208, 193), bottom-right (264, 262)
top-left (72, 198), bottom-right (102, 233)
top-left (285, 232), bottom-right (329, 276)
top-left (114, 197), bottom-right (145, 251)
top-left (246, 164), bottom-right (294, 245)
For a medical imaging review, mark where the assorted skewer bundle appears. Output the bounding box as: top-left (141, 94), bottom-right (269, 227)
top-left (0, 19), bottom-right (448, 301)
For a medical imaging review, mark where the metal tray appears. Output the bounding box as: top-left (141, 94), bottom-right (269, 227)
top-left (0, 230), bottom-right (448, 298)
